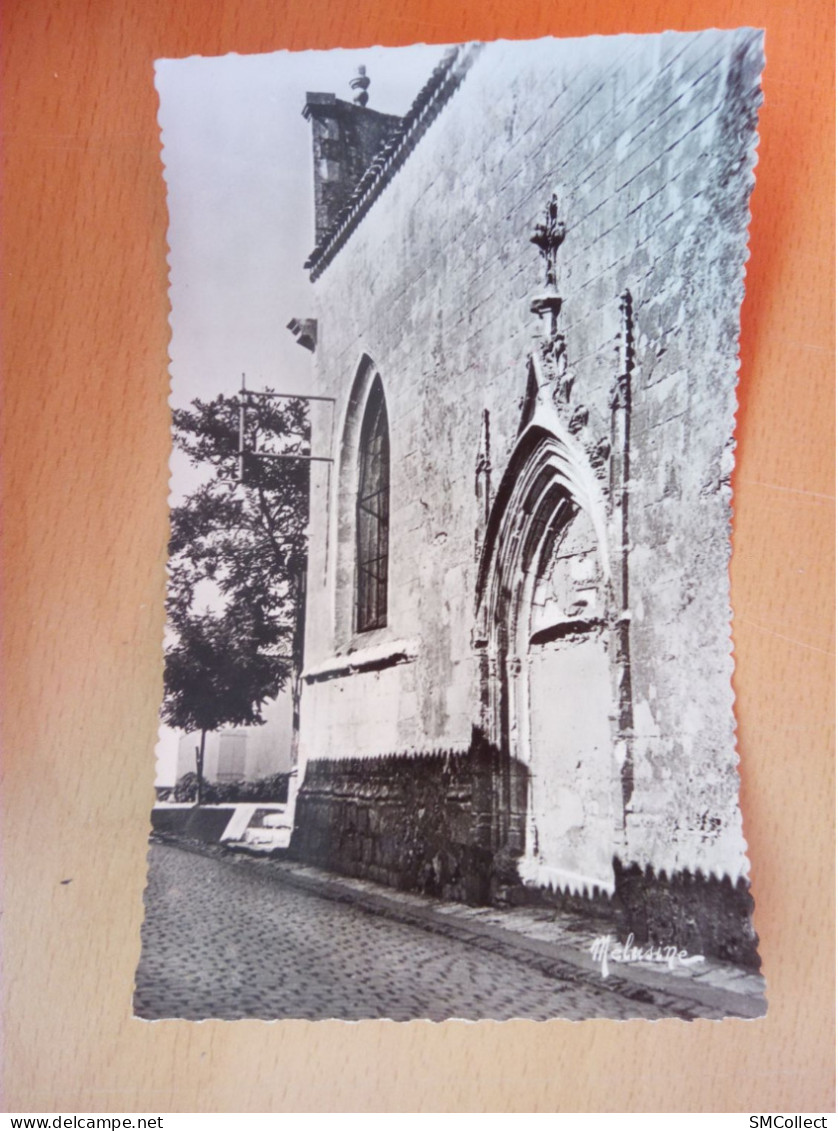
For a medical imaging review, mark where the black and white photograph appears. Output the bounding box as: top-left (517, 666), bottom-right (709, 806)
top-left (135, 28), bottom-right (767, 1022)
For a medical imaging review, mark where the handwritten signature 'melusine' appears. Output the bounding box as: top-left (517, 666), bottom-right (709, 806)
top-left (590, 933), bottom-right (705, 979)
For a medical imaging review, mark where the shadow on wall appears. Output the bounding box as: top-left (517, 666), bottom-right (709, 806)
top-left (613, 858), bottom-right (761, 969)
top-left (290, 728), bottom-right (527, 905)
top-left (290, 728), bottom-right (761, 967)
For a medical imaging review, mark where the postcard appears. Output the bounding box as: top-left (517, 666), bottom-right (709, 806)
top-left (136, 29), bottom-right (766, 1020)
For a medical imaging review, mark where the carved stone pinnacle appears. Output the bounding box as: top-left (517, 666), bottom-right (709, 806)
top-left (530, 193), bottom-right (566, 291)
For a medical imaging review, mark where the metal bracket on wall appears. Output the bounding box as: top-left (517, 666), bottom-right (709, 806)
top-left (236, 375), bottom-right (337, 583)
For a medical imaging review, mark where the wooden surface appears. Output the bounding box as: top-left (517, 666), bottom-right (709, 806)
top-left (2, 0), bottom-right (834, 1114)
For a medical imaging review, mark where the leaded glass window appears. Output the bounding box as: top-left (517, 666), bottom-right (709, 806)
top-left (356, 377), bottom-right (389, 632)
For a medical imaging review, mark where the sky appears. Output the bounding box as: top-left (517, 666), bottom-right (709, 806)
top-left (155, 42), bottom-right (450, 411)
top-left (153, 41), bottom-right (451, 784)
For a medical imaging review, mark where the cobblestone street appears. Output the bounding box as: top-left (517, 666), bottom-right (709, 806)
top-left (135, 844), bottom-right (739, 1021)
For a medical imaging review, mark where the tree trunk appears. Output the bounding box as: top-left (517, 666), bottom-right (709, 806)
top-left (195, 730), bottom-right (207, 806)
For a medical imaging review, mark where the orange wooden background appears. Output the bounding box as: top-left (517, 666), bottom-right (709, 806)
top-left (3, 0), bottom-right (834, 1114)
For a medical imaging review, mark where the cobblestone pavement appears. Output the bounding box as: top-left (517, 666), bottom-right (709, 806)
top-left (135, 844), bottom-right (730, 1021)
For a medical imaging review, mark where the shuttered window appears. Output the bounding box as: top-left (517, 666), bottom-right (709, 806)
top-left (356, 377), bottom-right (389, 632)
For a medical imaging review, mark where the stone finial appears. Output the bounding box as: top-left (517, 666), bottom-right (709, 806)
top-left (529, 193), bottom-right (570, 402)
top-left (350, 65), bottom-right (370, 107)
top-left (530, 192), bottom-right (566, 291)
top-left (286, 317), bottom-right (317, 352)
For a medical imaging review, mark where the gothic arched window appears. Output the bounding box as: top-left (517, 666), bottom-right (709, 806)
top-left (355, 376), bottom-right (389, 632)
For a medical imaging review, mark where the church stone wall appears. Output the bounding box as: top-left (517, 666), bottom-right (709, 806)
top-left (295, 30), bottom-right (762, 943)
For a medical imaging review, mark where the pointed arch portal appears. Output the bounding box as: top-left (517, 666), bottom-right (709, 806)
top-left (476, 418), bottom-right (618, 896)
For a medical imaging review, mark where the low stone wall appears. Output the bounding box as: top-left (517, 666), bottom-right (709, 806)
top-left (290, 747), bottom-right (509, 904)
top-left (150, 805), bottom-right (236, 844)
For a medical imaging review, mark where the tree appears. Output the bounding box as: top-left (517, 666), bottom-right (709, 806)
top-left (161, 390), bottom-right (310, 803)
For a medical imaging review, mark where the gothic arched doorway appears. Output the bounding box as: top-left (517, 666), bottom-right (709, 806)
top-left (476, 416), bottom-right (617, 896)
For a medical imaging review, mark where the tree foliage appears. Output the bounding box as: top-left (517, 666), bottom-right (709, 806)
top-left (161, 391), bottom-right (310, 738)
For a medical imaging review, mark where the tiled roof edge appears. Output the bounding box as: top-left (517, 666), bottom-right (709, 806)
top-left (305, 42), bottom-right (484, 282)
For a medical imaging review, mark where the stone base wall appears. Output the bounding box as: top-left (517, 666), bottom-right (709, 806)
top-left (291, 744), bottom-right (528, 904)
top-left (613, 858), bottom-right (761, 968)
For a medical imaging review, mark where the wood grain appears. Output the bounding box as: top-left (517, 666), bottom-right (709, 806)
top-left (2, 0), bottom-right (834, 1113)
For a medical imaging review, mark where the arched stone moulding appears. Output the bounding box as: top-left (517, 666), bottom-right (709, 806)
top-left (475, 379), bottom-right (619, 897)
top-left (330, 352), bottom-right (387, 650)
